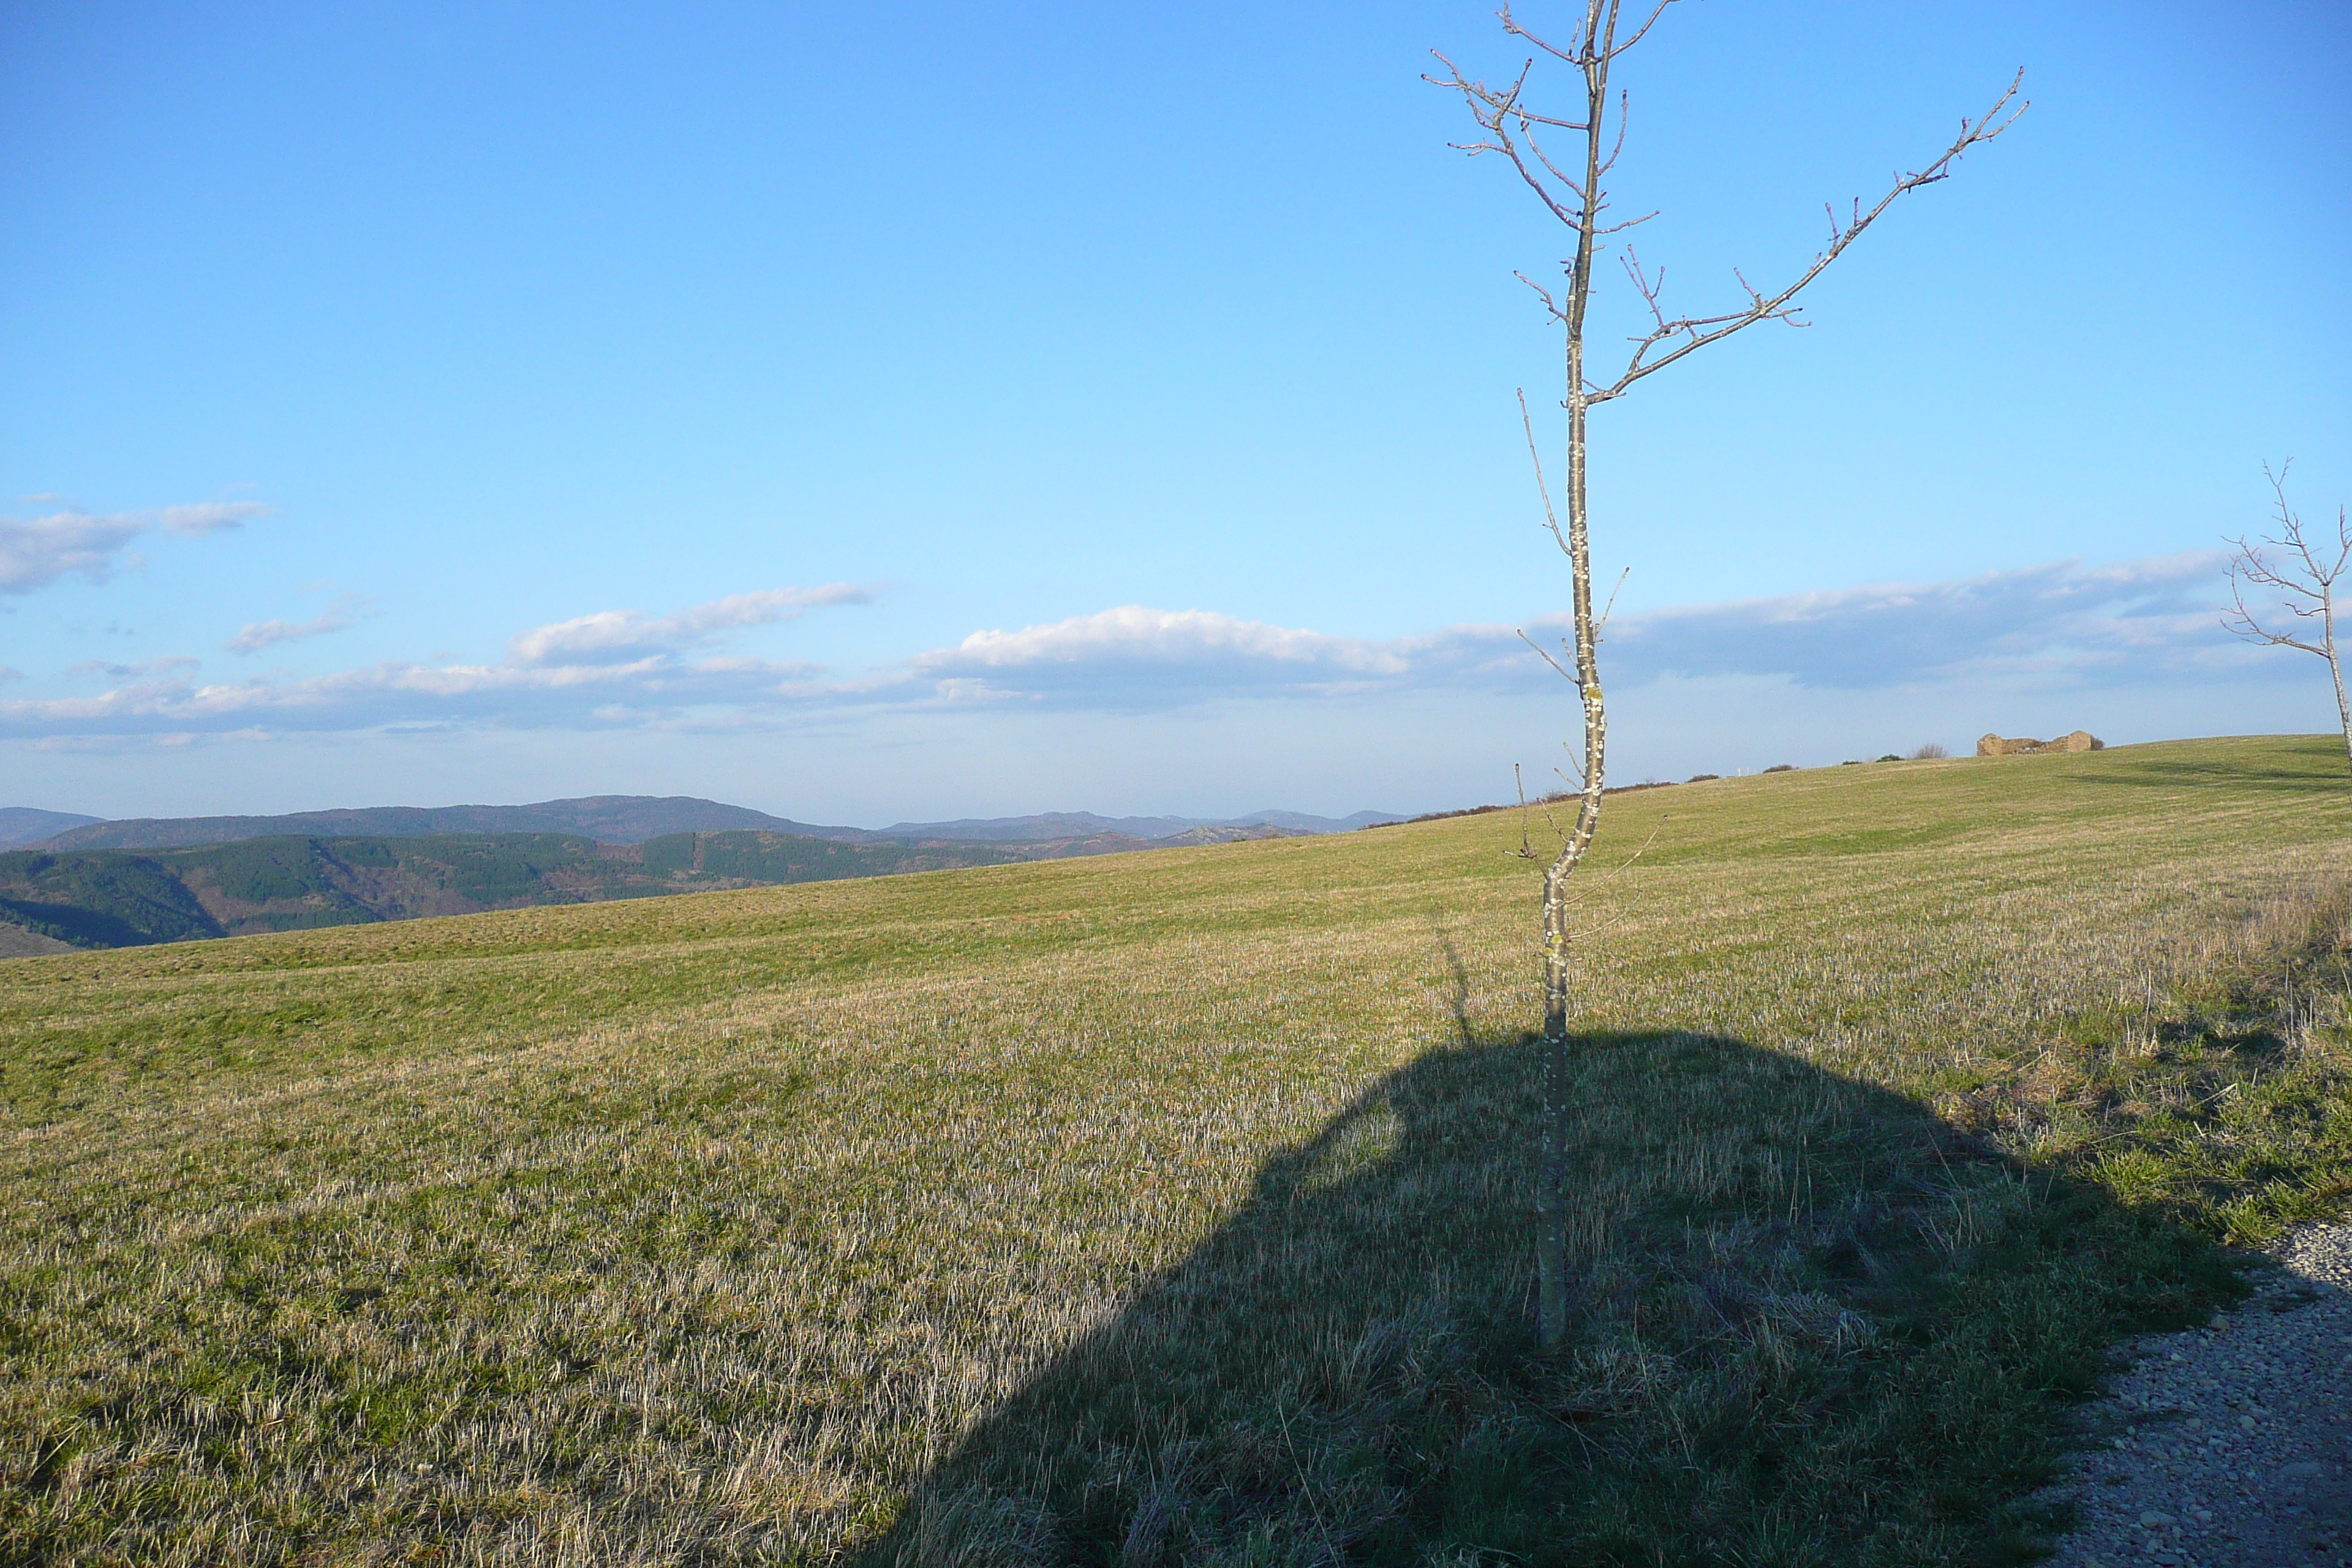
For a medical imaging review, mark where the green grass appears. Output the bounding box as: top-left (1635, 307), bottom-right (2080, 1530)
top-left (1, 736), bottom-right (2349, 1565)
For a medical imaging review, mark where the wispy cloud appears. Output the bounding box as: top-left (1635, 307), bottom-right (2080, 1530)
top-left (1591, 552), bottom-right (2233, 691)
top-left (225, 593), bottom-right (372, 655)
top-left (0, 500), bottom-right (268, 594)
top-left (0, 657), bottom-right (830, 739)
top-left (66, 655), bottom-right (203, 680)
top-left (0, 556), bottom-right (2259, 745)
top-left (154, 502), bottom-right (261, 535)
top-left (1, 586), bottom-right (867, 740)
top-left (897, 554), bottom-right (2244, 710)
top-left (510, 584), bottom-right (872, 666)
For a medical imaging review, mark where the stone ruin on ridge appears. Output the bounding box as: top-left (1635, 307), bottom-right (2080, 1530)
top-left (1976, 731), bottom-right (2104, 757)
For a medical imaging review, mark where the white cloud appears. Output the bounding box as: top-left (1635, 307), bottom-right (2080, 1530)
top-left (510, 584), bottom-right (872, 666)
top-left (895, 554), bottom-right (2249, 710)
top-left (0, 500), bottom-right (268, 594)
top-left (225, 594), bottom-right (372, 655)
top-left (0, 585), bottom-right (864, 739)
top-left (931, 607), bottom-right (1374, 670)
top-left (0, 554), bottom-right (2277, 745)
top-left (0, 657), bottom-right (834, 739)
top-left (909, 606), bottom-right (1411, 706)
top-left (1588, 552), bottom-right (2236, 692)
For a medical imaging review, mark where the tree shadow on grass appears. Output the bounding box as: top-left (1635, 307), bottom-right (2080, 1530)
top-left (868, 1011), bottom-right (2243, 1567)
top-left (2060, 742), bottom-right (2345, 794)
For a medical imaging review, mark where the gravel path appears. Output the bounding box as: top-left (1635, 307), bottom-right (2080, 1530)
top-left (2040, 1221), bottom-right (2352, 1567)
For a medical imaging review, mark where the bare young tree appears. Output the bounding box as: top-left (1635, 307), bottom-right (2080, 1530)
top-left (2225, 464), bottom-right (2352, 775)
top-left (1430, 4), bottom-right (2024, 1353)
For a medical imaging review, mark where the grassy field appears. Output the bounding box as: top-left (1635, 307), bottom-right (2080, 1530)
top-left (2, 736), bottom-right (2349, 1566)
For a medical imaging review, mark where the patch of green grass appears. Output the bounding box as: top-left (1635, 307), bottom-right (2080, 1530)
top-left (0, 736), bottom-right (2347, 1564)
top-left (1961, 905), bottom-right (2352, 1246)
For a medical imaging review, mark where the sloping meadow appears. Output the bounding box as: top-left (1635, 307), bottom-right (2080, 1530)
top-left (1, 737), bottom-right (2348, 1565)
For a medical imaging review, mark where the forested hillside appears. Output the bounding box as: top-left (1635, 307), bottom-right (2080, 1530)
top-left (0, 830), bottom-right (1019, 949)
top-left (34, 795), bottom-right (836, 851)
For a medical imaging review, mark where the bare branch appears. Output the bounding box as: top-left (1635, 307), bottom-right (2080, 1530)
top-left (1590, 69), bottom-right (2028, 402)
top-left (1596, 89), bottom-right (1635, 178)
top-left (1558, 813), bottom-right (1667, 923)
top-left (1425, 54), bottom-right (1594, 230)
top-left (1595, 565), bottom-right (1630, 633)
top-left (1499, 3), bottom-right (1598, 67)
top-left (1592, 209), bottom-right (1659, 237)
top-left (2224, 564), bottom-right (2328, 655)
top-left (1603, 0), bottom-right (1678, 61)
top-left (1515, 271), bottom-right (1567, 321)
top-left (1517, 388), bottom-right (1571, 559)
top-left (1523, 126), bottom-right (1594, 203)
top-left (1507, 106), bottom-right (1599, 132)
top-left (1515, 762), bottom-right (1538, 859)
top-left (2221, 461), bottom-right (2352, 776)
top-left (1549, 813), bottom-right (1670, 938)
top-left (2268, 459), bottom-right (2352, 589)
top-left (1518, 626), bottom-right (1580, 687)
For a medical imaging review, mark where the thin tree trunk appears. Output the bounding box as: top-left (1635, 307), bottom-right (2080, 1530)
top-left (2330, 650), bottom-right (2352, 779)
top-left (1537, 37), bottom-right (1614, 1359)
top-left (1431, 1), bottom-right (2020, 1356)
top-left (1537, 862), bottom-right (1569, 1347)
top-left (2323, 581), bottom-right (2352, 779)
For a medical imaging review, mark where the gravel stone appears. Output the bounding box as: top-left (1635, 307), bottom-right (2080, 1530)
top-left (2040, 1221), bottom-right (2352, 1567)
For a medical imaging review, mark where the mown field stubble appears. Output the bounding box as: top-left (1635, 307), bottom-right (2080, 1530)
top-left (4, 736), bottom-right (2351, 1567)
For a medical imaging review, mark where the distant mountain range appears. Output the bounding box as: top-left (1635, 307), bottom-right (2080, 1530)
top-left (5, 823), bottom-right (1373, 952)
top-left (0, 808), bottom-right (104, 848)
top-left (0, 795), bottom-right (1407, 952)
top-left (31, 796), bottom-right (831, 851)
top-left (22, 796), bottom-right (1404, 852)
top-left (0, 831), bottom-right (1024, 951)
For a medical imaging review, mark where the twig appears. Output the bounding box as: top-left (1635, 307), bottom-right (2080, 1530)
top-left (1515, 763), bottom-right (1537, 859)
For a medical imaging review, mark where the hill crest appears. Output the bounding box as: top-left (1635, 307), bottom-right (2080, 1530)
top-left (28, 797), bottom-right (1405, 851)
top-left (0, 808), bottom-right (105, 848)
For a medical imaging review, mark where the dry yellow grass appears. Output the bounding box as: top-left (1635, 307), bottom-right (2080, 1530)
top-left (2, 736), bottom-right (2348, 1564)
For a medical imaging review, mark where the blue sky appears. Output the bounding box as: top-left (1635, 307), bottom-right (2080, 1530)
top-left (4, 0), bottom-right (2346, 823)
